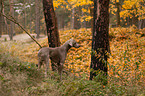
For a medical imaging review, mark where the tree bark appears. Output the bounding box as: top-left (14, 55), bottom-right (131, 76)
top-left (141, 19), bottom-right (145, 29)
top-left (43, 0), bottom-right (60, 47)
top-left (115, 2), bottom-right (120, 27)
top-left (43, 0), bottom-right (60, 70)
top-left (90, 0), bottom-right (110, 85)
top-left (0, 0), bottom-right (2, 38)
top-left (35, 0), bottom-right (40, 38)
top-left (0, 16), bottom-right (2, 38)
top-left (81, 6), bottom-right (86, 28)
top-left (2, 2), bottom-right (9, 35)
top-left (23, 0), bottom-right (26, 29)
top-left (29, 0), bottom-right (32, 33)
top-left (90, 4), bottom-right (94, 33)
top-left (71, 8), bottom-right (75, 29)
top-left (9, 0), bottom-right (14, 40)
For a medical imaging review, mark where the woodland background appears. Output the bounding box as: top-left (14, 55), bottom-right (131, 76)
top-left (0, 0), bottom-right (145, 37)
top-left (0, 0), bottom-right (145, 95)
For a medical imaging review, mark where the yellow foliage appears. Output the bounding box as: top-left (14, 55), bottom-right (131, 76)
top-left (110, 0), bottom-right (145, 20)
top-left (0, 27), bottom-right (145, 81)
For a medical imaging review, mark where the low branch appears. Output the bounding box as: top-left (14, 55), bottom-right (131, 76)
top-left (0, 13), bottom-right (42, 48)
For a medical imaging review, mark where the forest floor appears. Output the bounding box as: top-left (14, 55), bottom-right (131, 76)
top-left (0, 33), bottom-right (46, 41)
top-left (0, 27), bottom-right (145, 96)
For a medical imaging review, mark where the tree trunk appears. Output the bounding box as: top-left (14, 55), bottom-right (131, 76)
top-left (29, 0), bottom-right (32, 33)
top-left (138, 19), bottom-right (142, 29)
top-left (132, 13), bottom-right (138, 27)
top-left (141, 19), bottom-right (145, 29)
top-left (43, 0), bottom-right (60, 70)
top-left (57, 13), bottom-right (65, 30)
top-left (90, 4), bottom-right (94, 33)
top-left (81, 7), bottom-right (86, 28)
top-left (0, 0), bottom-right (2, 38)
top-left (71, 8), bottom-right (75, 29)
top-left (0, 15), bottom-right (2, 38)
top-left (23, 0), bottom-right (26, 29)
top-left (90, 0), bottom-right (110, 85)
top-left (35, 0), bottom-right (40, 38)
top-left (43, 0), bottom-right (60, 47)
top-left (115, 2), bottom-right (120, 27)
top-left (2, 2), bottom-right (9, 35)
top-left (9, 0), bottom-right (14, 40)
top-left (60, 14), bottom-right (65, 29)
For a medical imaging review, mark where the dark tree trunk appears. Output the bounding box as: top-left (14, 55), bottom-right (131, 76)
top-left (90, 0), bottom-right (110, 85)
top-left (43, 0), bottom-right (60, 47)
top-left (43, 0), bottom-right (60, 70)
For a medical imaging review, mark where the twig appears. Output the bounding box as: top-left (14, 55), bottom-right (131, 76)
top-left (0, 13), bottom-right (42, 48)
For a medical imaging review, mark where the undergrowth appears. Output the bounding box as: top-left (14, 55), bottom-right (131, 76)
top-left (0, 52), bottom-right (144, 95)
top-left (0, 26), bottom-right (145, 95)
top-left (0, 49), bottom-right (46, 95)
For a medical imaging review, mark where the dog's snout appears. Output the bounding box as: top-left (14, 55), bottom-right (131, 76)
top-left (74, 43), bottom-right (80, 48)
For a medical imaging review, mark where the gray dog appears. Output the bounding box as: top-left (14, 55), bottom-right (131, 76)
top-left (38, 39), bottom-right (80, 80)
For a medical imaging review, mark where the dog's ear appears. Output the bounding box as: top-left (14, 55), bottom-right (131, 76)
top-left (68, 39), bottom-right (73, 46)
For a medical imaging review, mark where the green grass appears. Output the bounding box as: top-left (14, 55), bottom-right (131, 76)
top-left (0, 52), bottom-right (44, 95)
top-left (0, 27), bottom-right (145, 95)
top-left (0, 50), bottom-right (144, 96)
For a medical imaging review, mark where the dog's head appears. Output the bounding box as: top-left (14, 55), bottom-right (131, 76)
top-left (68, 39), bottom-right (80, 48)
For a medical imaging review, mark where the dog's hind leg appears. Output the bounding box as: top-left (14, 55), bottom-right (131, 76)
top-left (44, 55), bottom-right (49, 77)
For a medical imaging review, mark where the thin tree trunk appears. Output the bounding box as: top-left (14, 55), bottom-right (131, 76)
top-left (43, 0), bottom-right (60, 70)
top-left (23, 0), bottom-right (26, 29)
top-left (2, 2), bottom-right (9, 35)
top-left (29, 0), bottom-right (32, 33)
top-left (60, 14), bottom-right (65, 29)
top-left (71, 8), bottom-right (75, 29)
top-left (132, 13), bottom-right (138, 27)
top-left (9, 0), bottom-right (14, 40)
top-left (138, 19), bottom-right (142, 29)
top-left (90, 0), bottom-right (110, 85)
top-left (115, 2), bottom-right (120, 27)
top-left (35, 0), bottom-right (40, 38)
top-left (90, 4), bottom-right (94, 33)
top-left (0, 0), bottom-right (2, 38)
top-left (141, 19), bottom-right (145, 29)
top-left (81, 7), bottom-right (86, 28)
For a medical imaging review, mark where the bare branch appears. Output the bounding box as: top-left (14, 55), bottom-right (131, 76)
top-left (0, 12), bottom-right (42, 48)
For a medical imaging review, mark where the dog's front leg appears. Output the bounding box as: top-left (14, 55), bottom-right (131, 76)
top-left (38, 58), bottom-right (42, 69)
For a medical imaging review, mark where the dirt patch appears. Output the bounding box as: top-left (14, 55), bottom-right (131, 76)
top-left (0, 34), bottom-right (46, 42)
